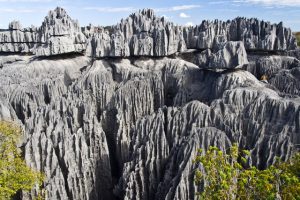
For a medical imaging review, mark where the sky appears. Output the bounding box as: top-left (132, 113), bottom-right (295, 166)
top-left (1, 0), bottom-right (300, 31)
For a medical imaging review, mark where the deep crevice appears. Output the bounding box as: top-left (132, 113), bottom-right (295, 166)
top-left (43, 85), bottom-right (51, 105)
top-left (54, 146), bottom-right (73, 200)
top-left (30, 52), bottom-right (85, 61)
top-left (101, 108), bottom-right (122, 200)
top-left (11, 103), bottom-right (25, 124)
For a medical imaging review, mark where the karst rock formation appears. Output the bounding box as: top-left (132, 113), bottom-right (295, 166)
top-left (0, 7), bottom-right (299, 200)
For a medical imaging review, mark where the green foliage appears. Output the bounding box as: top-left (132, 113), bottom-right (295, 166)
top-left (0, 121), bottom-right (45, 200)
top-left (194, 144), bottom-right (300, 200)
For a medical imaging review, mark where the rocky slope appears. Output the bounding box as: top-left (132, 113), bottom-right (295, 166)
top-left (0, 7), bottom-right (299, 200)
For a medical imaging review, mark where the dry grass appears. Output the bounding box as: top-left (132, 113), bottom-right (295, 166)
top-left (294, 32), bottom-right (300, 47)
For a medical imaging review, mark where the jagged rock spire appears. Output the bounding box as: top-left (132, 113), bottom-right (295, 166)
top-left (8, 21), bottom-right (22, 30)
top-left (0, 7), bottom-right (298, 56)
top-left (35, 7), bottom-right (86, 56)
top-left (41, 7), bottom-right (81, 36)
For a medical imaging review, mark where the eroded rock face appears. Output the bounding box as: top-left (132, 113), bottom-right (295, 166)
top-left (246, 55), bottom-right (300, 95)
top-left (0, 7), bottom-right (86, 56)
top-left (0, 21), bottom-right (38, 53)
top-left (0, 7), bottom-right (297, 57)
top-left (0, 54), bottom-right (299, 200)
top-left (35, 7), bottom-right (86, 56)
top-left (85, 9), bottom-right (186, 57)
top-left (194, 41), bottom-right (249, 70)
top-left (184, 18), bottom-right (297, 51)
top-left (0, 7), bottom-right (299, 200)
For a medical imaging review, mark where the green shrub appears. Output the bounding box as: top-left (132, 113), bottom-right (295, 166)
top-left (0, 121), bottom-right (45, 200)
top-left (194, 144), bottom-right (300, 200)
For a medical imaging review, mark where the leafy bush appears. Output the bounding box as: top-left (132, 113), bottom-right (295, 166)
top-left (194, 144), bottom-right (300, 200)
top-left (0, 121), bottom-right (44, 200)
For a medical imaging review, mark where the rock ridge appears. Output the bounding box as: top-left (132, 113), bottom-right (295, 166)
top-left (0, 7), bottom-right (298, 59)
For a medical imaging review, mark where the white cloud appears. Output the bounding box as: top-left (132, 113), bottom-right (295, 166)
top-left (84, 7), bottom-right (135, 13)
top-left (285, 20), bottom-right (300, 24)
top-left (234, 0), bottom-right (300, 7)
top-left (0, 8), bottom-right (37, 13)
top-left (0, 0), bottom-right (52, 2)
top-left (216, 8), bottom-right (239, 12)
top-left (208, 1), bottom-right (228, 4)
top-left (185, 22), bottom-right (194, 26)
top-left (155, 5), bottom-right (201, 12)
top-left (172, 5), bottom-right (201, 11)
top-left (84, 5), bottom-right (200, 13)
top-left (179, 12), bottom-right (190, 18)
top-left (161, 15), bottom-right (173, 20)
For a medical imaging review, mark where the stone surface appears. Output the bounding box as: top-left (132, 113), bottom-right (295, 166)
top-left (0, 22), bottom-right (38, 53)
top-left (34, 7), bottom-right (87, 56)
top-left (0, 7), bottom-right (86, 56)
top-left (246, 55), bottom-right (300, 95)
top-left (1, 8), bottom-right (297, 57)
top-left (0, 7), bottom-right (299, 200)
top-left (194, 41), bottom-right (249, 70)
top-left (184, 18), bottom-right (297, 51)
top-left (85, 9), bottom-right (186, 57)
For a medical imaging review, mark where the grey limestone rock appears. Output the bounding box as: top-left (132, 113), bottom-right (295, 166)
top-left (254, 55), bottom-right (300, 77)
top-left (246, 55), bottom-right (300, 95)
top-left (269, 67), bottom-right (300, 96)
top-left (9, 21), bottom-right (22, 30)
top-left (184, 18), bottom-right (297, 51)
top-left (85, 9), bottom-right (186, 57)
top-left (0, 7), bottom-right (86, 56)
top-left (0, 7), bottom-right (299, 200)
top-left (0, 21), bottom-right (38, 53)
top-left (195, 41), bottom-right (249, 70)
top-left (0, 7), bottom-right (297, 58)
top-left (0, 52), bottom-right (299, 200)
top-left (35, 7), bottom-right (86, 56)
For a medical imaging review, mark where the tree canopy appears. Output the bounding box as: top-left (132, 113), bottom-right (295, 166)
top-left (0, 121), bottom-right (44, 200)
top-left (194, 144), bottom-right (300, 200)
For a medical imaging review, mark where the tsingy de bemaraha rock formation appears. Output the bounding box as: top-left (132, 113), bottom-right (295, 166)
top-left (0, 7), bottom-right (299, 200)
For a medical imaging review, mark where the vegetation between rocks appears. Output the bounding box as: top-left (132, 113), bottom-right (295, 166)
top-left (194, 144), bottom-right (300, 200)
top-left (0, 121), bottom-right (44, 200)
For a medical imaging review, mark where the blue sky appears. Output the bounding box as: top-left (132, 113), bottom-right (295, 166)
top-left (1, 0), bottom-right (300, 31)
